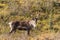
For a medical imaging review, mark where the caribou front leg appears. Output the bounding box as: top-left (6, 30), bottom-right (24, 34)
top-left (27, 27), bottom-right (31, 35)
top-left (27, 29), bottom-right (30, 35)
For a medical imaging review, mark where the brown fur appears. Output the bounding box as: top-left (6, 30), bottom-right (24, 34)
top-left (9, 20), bottom-right (32, 35)
top-left (9, 17), bottom-right (38, 35)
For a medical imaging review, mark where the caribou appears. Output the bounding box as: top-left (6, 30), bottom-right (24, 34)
top-left (8, 17), bottom-right (38, 35)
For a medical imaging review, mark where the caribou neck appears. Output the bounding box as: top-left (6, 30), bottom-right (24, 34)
top-left (32, 17), bottom-right (38, 24)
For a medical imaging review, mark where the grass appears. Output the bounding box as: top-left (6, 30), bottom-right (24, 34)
top-left (0, 31), bottom-right (58, 40)
top-left (0, 0), bottom-right (60, 40)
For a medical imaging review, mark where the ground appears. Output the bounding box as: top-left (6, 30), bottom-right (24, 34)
top-left (0, 31), bottom-right (60, 40)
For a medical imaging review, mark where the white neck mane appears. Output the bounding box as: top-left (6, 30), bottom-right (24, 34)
top-left (29, 20), bottom-right (36, 28)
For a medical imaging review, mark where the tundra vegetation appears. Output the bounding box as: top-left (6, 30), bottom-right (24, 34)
top-left (0, 0), bottom-right (60, 40)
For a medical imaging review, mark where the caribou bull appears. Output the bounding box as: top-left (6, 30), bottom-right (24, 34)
top-left (8, 17), bottom-right (38, 35)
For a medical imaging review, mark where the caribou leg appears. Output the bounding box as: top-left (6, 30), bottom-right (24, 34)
top-left (9, 27), bottom-right (16, 34)
top-left (27, 29), bottom-right (30, 35)
top-left (27, 27), bottom-right (32, 35)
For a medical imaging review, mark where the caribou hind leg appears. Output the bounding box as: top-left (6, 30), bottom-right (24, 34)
top-left (9, 27), bottom-right (16, 34)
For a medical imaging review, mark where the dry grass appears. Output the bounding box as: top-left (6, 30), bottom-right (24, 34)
top-left (0, 31), bottom-right (60, 40)
top-left (0, 0), bottom-right (60, 40)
